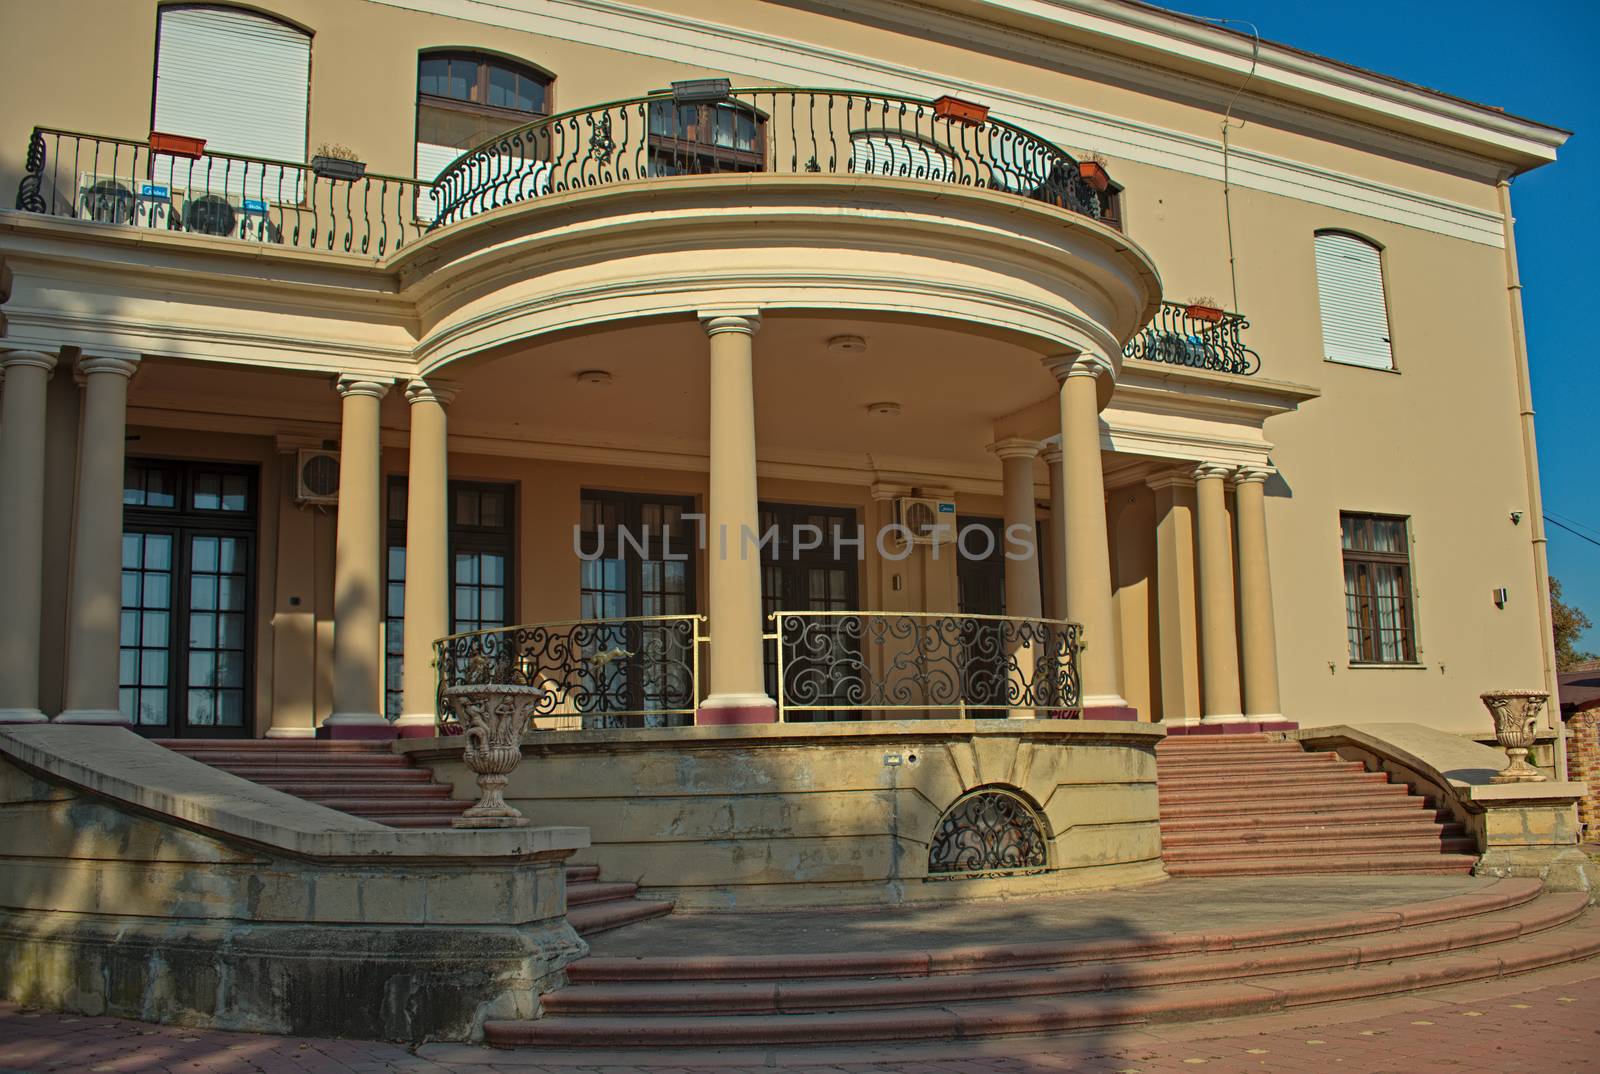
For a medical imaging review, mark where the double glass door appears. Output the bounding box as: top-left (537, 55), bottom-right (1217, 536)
top-left (760, 503), bottom-right (860, 720)
top-left (120, 461), bottom-right (256, 738)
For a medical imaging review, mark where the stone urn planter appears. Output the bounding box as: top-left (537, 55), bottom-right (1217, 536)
top-left (443, 683), bottom-right (545, 827)
top-left (1480, 689), bottom-right (1549, 784)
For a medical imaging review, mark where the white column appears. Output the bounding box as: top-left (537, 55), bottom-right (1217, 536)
top-left (1148, 472), bottom-right (1201, 726)
top-left (58, 355), bottom-right (140, 724)
top-left (323, 376), bottom-right (393, 737)
top-left (1045, 353), bottom-right (1128, 714)
top-left (0, 351), bottom-right (58, 723)
top-left (698, 311), bottom-right (775, 724)
top-left (992, 438), bottom-right (1044, 718)
top-left (1042, 444), bottom-right (1067, 621)
top-left (1194, 462), bottom-right (1244, 724)
top-left (396, 380), bottom-right (456, 738)
top-left (1234, 467), bottom-right (1284, 724)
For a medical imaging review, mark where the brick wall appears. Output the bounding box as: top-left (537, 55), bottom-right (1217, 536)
top-left (1564, 705), bottom-right (1600, 836)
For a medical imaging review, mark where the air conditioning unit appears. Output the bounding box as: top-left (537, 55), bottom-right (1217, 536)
top-left (894, 496), bottom-right (957, 545)
top-left (237, 198), bottom-right (284, 244)
top-left (76, 174), bottom-right (174, 229)
top-left (295, 449), bottom-right (340, 505)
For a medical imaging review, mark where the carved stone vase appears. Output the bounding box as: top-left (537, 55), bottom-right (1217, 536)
top-left (444, 683), bottom-right (545, 827)
top-left (1479, 689), bottom-right (1549, 784)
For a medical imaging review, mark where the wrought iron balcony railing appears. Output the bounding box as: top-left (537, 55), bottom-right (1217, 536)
top-left (769, 611), bottom-right (1082, 722)
top-left (1123, 301), bottom-right (1261, 376)
top-left (14, 127), bottom-right (431, 257)
top-left (433, 614), bottom-right (705, 732)
top-left (14, 89), bottom-right (1121, 260)
top-left (428, 86), bottom-right (1120, 230)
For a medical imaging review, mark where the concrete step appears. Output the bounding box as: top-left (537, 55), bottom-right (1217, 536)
top-left (567, 897), bottom-right (675, 938)
top-left (1163, 834), bottom-right (1478, 863)
top-left (1159, 782), bottom-right (1414, 808)
top-left (1159, 793), bottom-right (1433, 820)
top-left (156, 738), bottom-right (393, 752)
top-left (567, 881), bottom-right (642, 907)
top-left (1162, 818), bottom-right (1466, 848)
top-left (221, 768), bottom-right (437, 785)
top-left (1160, 802), bottom-right (1443, 831)
top-left (566, 865), bottom-right (603, 884)
top-left (304, 797), bottom-right (469, 815)
top-left (1164, 852), bottom-right (1479, 877)
top-left (495, 890), bottom-right (1593, 1047)
top-left (1156, 755), bottom-right (1361, 777)
top-left (1158, 770), bottom-right (1393, 793)
top-left (542, 892), bottom-right (1586, 1016)
top-left (168, 751), bottom-right (415, 768)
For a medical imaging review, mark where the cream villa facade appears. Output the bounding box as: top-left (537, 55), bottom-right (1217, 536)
top-left (0, 0), bottom-right (1590, 1046)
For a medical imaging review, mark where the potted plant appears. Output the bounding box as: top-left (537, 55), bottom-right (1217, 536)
top-left (149, 131), bottom-right (206, 159)
top-left (1185, 296), bottom-right (1226, 323)
top-left (1077, 152), bottom-right (1111, 192)
top-left (932, 95), bottom-right (989, 126)
top-left (311, 142), bottom-right (366, 182)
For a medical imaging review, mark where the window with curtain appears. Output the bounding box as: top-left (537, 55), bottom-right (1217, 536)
top-left (415, 49), bottom-right (552, 210)
top-left (1314, 231), bottom-right (1395, 370)
top-left (151, 6), bottom-right (311, 204)
top-left (1341, 512), bottom-right (1418, 663)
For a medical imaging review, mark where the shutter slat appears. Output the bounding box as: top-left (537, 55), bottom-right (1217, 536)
top-left (153, 7), bottom-right (310, 200)
top-left (1314, 232), bottom-right (1394, 369)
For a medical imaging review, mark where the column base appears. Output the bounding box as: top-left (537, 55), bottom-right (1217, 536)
top-left (697, 693), bottom-right (777, 725)
top-left (1079, 705), bottom-right (1141, 721)
top-left (1167, 719), bottom-right (1300, 736)
top-left (1199, 712), bottom-right (1248, 725)
top-left (53, 709), bottom-right (130, 726)
top-left (263, 726), bottom-right (317, 739)
top-left (318, 714), bottom-right (400, 741)
top-left (394, 714), bottom-right (442, 739)
top-left (0, 708), bottom-right (49, 724)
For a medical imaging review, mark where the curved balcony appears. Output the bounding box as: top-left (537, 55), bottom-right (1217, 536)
top-left (1123, 301), bottom-right (1262, 376)
top-left (11, 87), bottom-right (1121, 261)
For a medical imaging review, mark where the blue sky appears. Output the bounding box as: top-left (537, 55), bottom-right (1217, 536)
top-left (1155, 0), bottom-right (1600, 651)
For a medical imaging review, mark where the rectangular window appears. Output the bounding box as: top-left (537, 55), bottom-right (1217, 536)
top-left (1314, 231), bottom-right (1394, 370)
top-left (384, 478), bottom-right (517, 717)
top-left (1341, 512), bottom-right (1417, 663)
top-left (121, 460), bottom-right (256, 738)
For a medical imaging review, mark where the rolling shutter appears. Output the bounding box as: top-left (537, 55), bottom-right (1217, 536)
top-left (849, 132), bottom-right (956, 182)
top-left (1314, 232), bottom-right (1394, 370)
top-left (153, 7), bottom-right (310, 167)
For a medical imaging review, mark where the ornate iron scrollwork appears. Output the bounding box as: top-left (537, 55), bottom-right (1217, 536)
top-left (1123, 301), bottom-right (1262, 376)
top-left (15, 128), bottom-right (48, 213)
top-left (928, 788), bottom-right (1049, 877)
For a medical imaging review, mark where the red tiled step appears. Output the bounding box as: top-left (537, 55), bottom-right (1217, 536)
top-left (1159, 771), bottom-right (1394, 793)
top-left (494, 896), bottom-right (1596, 1047)
top-left (542, 893), bottom-right (1586, 1016)
top-left (567, 881), bottom-right (641, 907)
top-left (289, 798), bottom-right (470, 816)
top-left (1163, 834), bottom-right (1478, 863)
top-left (566, 898), bottom-right (674, 938)
top-left (566, 865), bottom-right (602, 883)
top-left (1162, 819), bottom-right (1467, 848)
top-left (1164, 852), bottom-right (1478, 877)
top-left (227, 771), bottom-right (441, 788)
top-left (1159, 793), bottom-right (1432, 820)
top-left (1159, 783), bottom-right (1414, 808)
top-left (1157, 752), bottom-right (1357, 773)
top-left (1160, 803), bottom-right (1443, 831)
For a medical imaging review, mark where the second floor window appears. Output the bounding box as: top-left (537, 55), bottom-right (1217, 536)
top-left (1314, 230), bottom-right (1394, 370)
top-left (416, 51), bottom-right (551, 182)
top-left (1341, 512), bottom-right (1417, 664)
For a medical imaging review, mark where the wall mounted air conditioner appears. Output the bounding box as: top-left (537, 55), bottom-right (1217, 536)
top-left (894, 496), bottom-right (957, 545)
top-left (76, 174), bottom-right (174, 229)
top-left (295, 449), bottom-right (340, 505)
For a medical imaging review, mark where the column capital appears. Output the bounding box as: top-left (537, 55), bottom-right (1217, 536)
top-left (0, 349), bottom-right (57, 375)
top-left (988, 437), bottom-right (1041, 461)
top-left (1193, 462), bottom-right (1235, 482)
top-left (405, 378), bottom-right (458, 407)
top-left (1146, 469), bottom-right (1197, 492)
top-left (1232, 465), bottom-right (1275, 486)
top-left (1040, 443), bottom-right (1063, 466)
top-left (336, 375), bottom-right (393, 401)
top-left (699, 309), bottom-right (762, 337)
top-left (1042, 352), bottom-right (1112, 383)
top-left (75, 355), bottom-right (140, 380)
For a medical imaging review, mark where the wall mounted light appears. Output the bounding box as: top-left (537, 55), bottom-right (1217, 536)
top-left (1492, 587), bottom-right (1509, 609)
top-left (1510, 511), bottom-right (1523, 525)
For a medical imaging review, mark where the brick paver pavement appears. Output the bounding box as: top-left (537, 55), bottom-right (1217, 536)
top-left (3, 960), bottom-right (1596, 1074)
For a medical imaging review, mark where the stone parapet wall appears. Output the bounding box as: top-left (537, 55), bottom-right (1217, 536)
top-left (0, 726), bottom-right (589, 1040)
top-left (403, 720), bottom-right (1167, 910)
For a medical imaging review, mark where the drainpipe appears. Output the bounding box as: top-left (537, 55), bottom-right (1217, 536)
top-left (1497, 177), bottom-right (1564, 780)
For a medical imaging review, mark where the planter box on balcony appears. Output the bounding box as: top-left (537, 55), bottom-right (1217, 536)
top-left (149, 132), bottom-right (206, 159)
top-left (1185, 303), bottom-right (1226, 323)
top-left (1078, 160), bottom-right (1111, 191)
top-left (311, 155), bottom-right (367, 182)
top-left (933, 95), bottom-right (989, 126)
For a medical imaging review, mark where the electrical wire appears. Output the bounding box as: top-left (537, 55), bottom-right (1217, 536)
top-left (1546, 515), bottom-right (1600, 550)
top-left (1546, 510), bottom-right (1600, 543)
top-left (1188, 14), bottom-right (1261, 313)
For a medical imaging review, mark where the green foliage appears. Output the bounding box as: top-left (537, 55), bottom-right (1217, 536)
top-left (1551, 576), bottom-right (1597, 671)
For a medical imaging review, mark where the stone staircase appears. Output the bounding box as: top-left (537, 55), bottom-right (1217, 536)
top-left (485, 878), bottom-right (1597, 1047)
top-left (158, 738), bottom-right (672, 937)
top-left (1158, 733), bottom-right (1479, 876)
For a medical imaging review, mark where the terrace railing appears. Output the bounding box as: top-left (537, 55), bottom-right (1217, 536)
top-left (769, 611), bottom-right (1082, 722)
top-left (423, 86), bottom-right (1122, 229)
top-left (1122, 301), bottom-right (1261, 376)
top-left (433, 614), bottom-right (705, 733)
top-left (14, 127), bottom-right (431, 257)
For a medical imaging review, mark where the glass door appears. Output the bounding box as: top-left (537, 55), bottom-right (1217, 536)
top-left (760, 503), bottom-right (860, 721)
top-left (956, 516), bottom-right (1007, 716)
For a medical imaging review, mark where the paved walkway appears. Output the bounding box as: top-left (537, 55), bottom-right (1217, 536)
top-left (2, 958), bottom-right (1595, 1074)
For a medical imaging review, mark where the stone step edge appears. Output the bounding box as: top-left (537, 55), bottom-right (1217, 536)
top-left (500, 914), bottom-right (1600, 1047)
top-left (1163, 837), bottom-right (1477, 863)
top-left (1161, 821), bottom-right (1463, 846)
top-left (1164, 854), bottom-right (1479, 877)
top-left (566, 878), bottom-right (1541, 983)
top-left (545, 893), bottom-right (1587, 1015)
top-left (1158, 796), bottom-right (1436, 818)
top-left (568, 899), bottom-right (676, 938)
top-left (1160, 805), bottom-right (1445, 828)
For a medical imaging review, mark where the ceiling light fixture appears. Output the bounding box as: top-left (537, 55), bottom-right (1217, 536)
top-left (866, 401), bottom-right (901, 416)
top-left (575, 370), bottom-right (613, 386)
top-left (828, 335), bottom-right (868, 355)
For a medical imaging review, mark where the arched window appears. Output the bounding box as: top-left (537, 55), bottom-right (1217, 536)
top-left (1313, 231), bottom-right (1394, 370)
top-left (151, 5), bottom-right (311, 207)
top-left (416, 50), bottom-right (551, 182)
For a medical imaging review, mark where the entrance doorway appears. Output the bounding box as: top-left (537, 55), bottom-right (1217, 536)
top-left (760, 502), bottom-right (860, 720)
